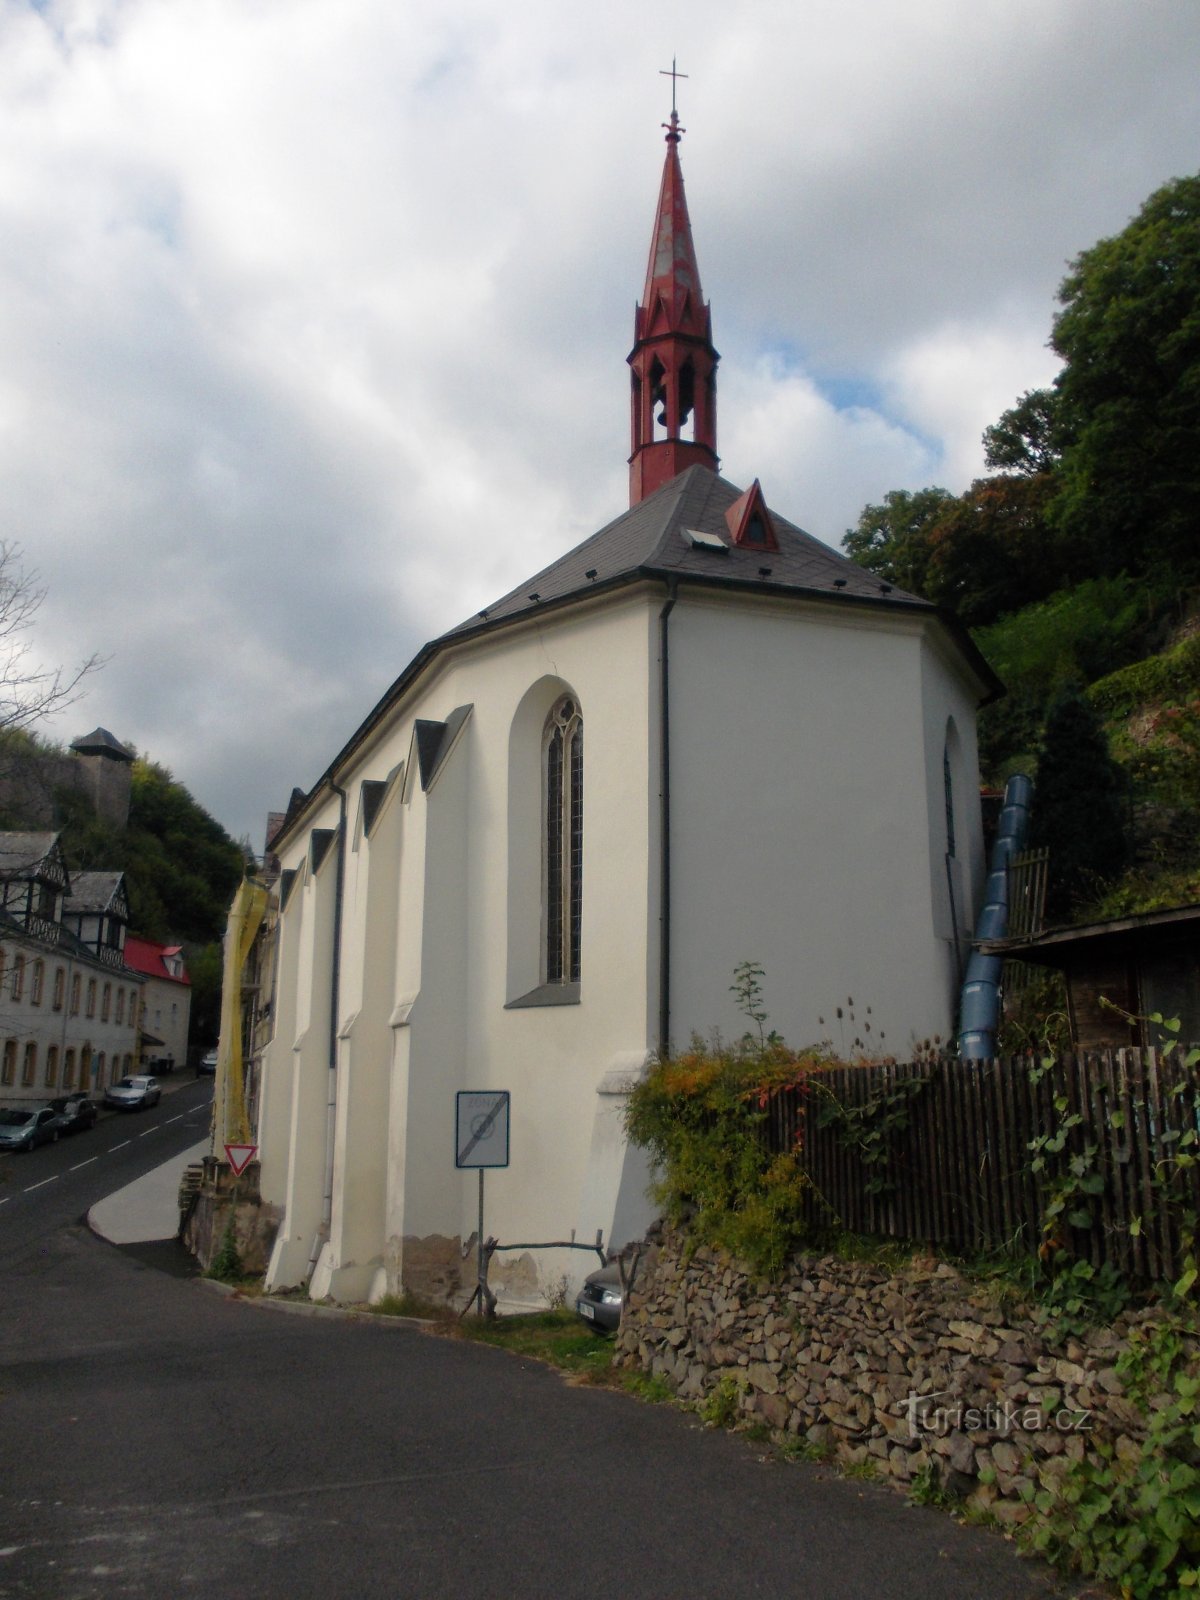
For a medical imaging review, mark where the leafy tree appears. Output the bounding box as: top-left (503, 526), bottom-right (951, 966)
top-left (54, 756), bottom-right (244, 945)
top-left (840, 486), bottom-right (956, 595)
top-left (1030, 687), bottom-right (1130, 922)
top-left (1049, 173), bottom-right (1200, 582)
top-left (926, 473), bottom-right (1061, 626)
top-left (983, 388), bottom-right (1062, 477)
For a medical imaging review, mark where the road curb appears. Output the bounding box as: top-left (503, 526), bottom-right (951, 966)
top-left (195, 1277), bottom-right (435, 1329)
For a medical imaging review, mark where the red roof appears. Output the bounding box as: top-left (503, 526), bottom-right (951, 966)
top-left (123, 934), bottom-right (191, 986)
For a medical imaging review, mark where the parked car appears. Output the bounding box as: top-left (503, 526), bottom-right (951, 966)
top-left (575, 1261), bottom-right (624, 1331)
top-left (104, 1075), bottom-right (162, 1112)
top-left (196, 1049), bottom-right (218, 1077)
top-left (0, 1105), bottom-right (61, 1151)
top-left (48, 1096), bottom-right (98, 1134)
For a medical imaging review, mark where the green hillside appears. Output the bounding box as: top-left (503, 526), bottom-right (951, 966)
top-left (844, 172), bottom-right (1200, 923)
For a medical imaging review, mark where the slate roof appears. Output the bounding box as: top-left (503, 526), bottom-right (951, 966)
top-left (274, 467), bottom-right (1001, 846)
top-left (0, 832), bottom-right (60, 878)
top-left (64, 871), bottom-right (124, 912)
top-left (70, 728), bottom-right (135, 762)
top-left (452, 466), bottom-right (930, 635)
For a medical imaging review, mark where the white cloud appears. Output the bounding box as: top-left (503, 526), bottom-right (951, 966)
top-left (0, 0), bottom-right (1198, 849)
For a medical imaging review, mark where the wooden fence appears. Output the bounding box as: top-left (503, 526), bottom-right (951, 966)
top-left (764, 1050), bottom-right (1200, 1282)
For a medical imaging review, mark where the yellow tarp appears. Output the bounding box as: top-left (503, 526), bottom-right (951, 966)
top-left (213, 877), bottom-right (269, 1155)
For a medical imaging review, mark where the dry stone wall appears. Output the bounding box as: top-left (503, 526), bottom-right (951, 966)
top-left (615, 1230), bottom-right (1195, 1524)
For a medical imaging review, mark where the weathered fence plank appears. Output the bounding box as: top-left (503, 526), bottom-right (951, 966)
top-left (768, 1048), bottom-right (1199, 1283)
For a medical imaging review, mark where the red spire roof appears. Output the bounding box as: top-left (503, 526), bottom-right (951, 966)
top-left (628, 109), bottom-right (719, 506)
top-left (639, 112), bottom-right (708, 340)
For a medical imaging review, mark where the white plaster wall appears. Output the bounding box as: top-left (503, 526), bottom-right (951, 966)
top-left (257, 579), bottom-right (989, 1305)
top-left (666, 594), bottom-right (982, 1056)
top-left (0, 942), bottom-right (142, 1103)
top-left (265, 830), bottom-right (339, 1288)
top-left (295, 594), bottom-right (659, 1299)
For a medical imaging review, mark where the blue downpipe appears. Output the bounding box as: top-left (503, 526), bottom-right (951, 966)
top-left (959, 773), bottom-right (1033, 1060)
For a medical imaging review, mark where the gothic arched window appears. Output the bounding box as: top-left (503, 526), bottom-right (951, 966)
top-left (544, 696), bottom-right (583, 985)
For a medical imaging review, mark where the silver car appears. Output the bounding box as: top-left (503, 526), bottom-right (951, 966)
top-left (0, 1105), bottom-right (61, 1150)
top-left (104, 1075), bottom-right (162, 1112)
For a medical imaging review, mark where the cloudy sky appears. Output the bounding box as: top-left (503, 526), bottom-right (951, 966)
top-left (2, 0), bottom-right (1198, 848)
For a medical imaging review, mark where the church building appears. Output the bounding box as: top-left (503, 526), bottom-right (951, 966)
top-left (256, 110), bottom-right (997, 1305)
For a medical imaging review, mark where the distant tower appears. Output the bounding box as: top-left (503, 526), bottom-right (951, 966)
top-left (628, 107), bottom-right (719, 506)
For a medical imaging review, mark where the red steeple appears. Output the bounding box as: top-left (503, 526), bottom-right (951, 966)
top-left (628, 109), bottom-right (719, 506)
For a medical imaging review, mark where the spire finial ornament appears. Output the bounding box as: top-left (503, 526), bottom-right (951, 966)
top-left (659, 57), bottom-right (688, 141)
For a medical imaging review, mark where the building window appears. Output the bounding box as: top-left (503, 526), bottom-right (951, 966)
top-left (53, 966), bottom-right (65, 1011)
top-left (543, 696), bottom-right (583, 985)
top-left (45, 1046), bottom-right (58, 1088)
top-left (31, 960), bottom-right (44, 1006)
top-left (63, 1048), bottom-right (76, 1090)
top-left (1, 1041), bottom-right (14, 1085)
top-left (71, 973), bottom-right (81, 1015)
top-left (13, 955), bottom-right (25, 1001)
top-left (943, 744), bottom-right (956, 858)
top-left (21, 1042), bottom-right (36, 1086)
top-left (86, 979), bottom-right (96, 1018)
top-left (101, 982), bottom-right (111, 1022)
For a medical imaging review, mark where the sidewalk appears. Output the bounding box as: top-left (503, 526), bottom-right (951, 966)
top-left (88, 1139), bottom-right (209, 1245)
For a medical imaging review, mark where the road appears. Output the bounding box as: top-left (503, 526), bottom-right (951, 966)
top-left (0, 1077), bottom-right (212, 1272)
top-left (0, 1088), bottom-right (1083, 1600)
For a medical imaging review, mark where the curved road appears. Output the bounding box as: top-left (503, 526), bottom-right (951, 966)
top-left (0, 1083), bottom-right (1085, 1600)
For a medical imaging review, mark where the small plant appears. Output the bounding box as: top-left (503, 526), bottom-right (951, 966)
top-left (908, 1462), bottom-right (955, 1508)
top-left (206, 1216), bottom-right (242, 1283)
top-left (544, 1272), bottom-right (571, 1312)
top-left (621, 1371), bottom-right (675, 1405)
top-left (699, 1373), bottom-right (746, 1429)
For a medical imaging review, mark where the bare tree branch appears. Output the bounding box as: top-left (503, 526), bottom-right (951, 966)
top-left (0, 542), bottom-right (99, 733)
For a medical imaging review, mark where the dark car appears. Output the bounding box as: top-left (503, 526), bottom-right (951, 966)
top-left (0, 1105), bottom-right (61, 1151)
top-left (575, 1261), bottom-right (624, 1331)
top-left (49, 1096), bottom-right (98, 1134)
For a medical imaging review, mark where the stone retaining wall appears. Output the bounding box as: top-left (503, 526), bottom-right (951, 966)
top-left (615, 1231), bottom-right (1197, 1524)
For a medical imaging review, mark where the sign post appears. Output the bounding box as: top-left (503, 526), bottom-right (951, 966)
top-left (455, 1091), bottom-right (510, 1318)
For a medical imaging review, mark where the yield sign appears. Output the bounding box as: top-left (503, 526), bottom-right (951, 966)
top-left (224, 1143), bottom-right (257, 1176)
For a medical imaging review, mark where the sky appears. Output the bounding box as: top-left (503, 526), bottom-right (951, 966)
top-left (1, 0), bottom-right (1198, 849)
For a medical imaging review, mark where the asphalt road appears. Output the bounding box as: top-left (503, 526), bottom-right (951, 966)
top-left (0, 1077), bottom-right (213, 1273)
top-left (1, 1092), bottom-right (1087, 1600)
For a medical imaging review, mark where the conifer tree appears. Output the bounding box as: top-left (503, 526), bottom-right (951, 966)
top-left (1031, 687), bottom-right (1130, 922)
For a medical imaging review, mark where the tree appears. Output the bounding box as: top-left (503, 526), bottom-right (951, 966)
top-left (1049, 173), bottom-right (1200, 582)
top-left (1030, 687), bottom-right (1130, 922)
top-left (840, 486), bottom-right (956, 596)
top-left (925, 473), bottom-right (1062, 626)
top-left (0, 541), bottom-right (97, 734)
top-left (982, 388), bottom-right (1061, 477)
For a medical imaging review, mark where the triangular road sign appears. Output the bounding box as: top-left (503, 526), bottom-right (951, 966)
top-left (224, 1142), bottom-right (257, 1176)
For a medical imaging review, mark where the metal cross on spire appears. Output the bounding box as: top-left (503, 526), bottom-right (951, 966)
top-left (659, 56), bottom-right (688, 116)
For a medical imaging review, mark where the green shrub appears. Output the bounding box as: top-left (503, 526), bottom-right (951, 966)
top-left (625, 1037), bottom-right (826, 1277)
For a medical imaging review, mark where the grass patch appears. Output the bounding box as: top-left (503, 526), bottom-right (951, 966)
top-left (368, 1291), bottom-right (452, 1322)
top-left (454, 1307), bottom-right (623, 1386)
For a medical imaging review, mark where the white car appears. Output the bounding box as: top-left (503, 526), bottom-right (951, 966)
top-left (104, 1075), bottom-right (162, 1111)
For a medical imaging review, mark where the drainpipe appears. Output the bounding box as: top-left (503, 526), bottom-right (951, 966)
top-left (958, 773), bottom-right (1033, 1059)
top-left (307, 778), bottom-right (347, 1282)
top-left (658, 579), bottom-right (678, 1056)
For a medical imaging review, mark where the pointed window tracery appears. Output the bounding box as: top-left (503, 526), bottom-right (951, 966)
top-left (544, 696), bottom-right (583, 985)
